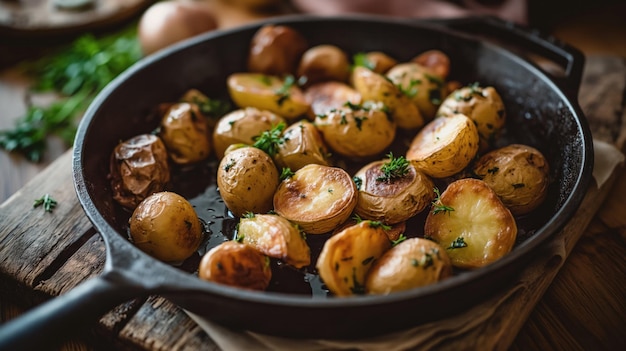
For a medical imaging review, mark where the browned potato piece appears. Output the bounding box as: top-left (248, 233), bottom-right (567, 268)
top-left (353, 155), bottom-right (434, 224)
top-left (236, 213), bottom-right (311, 268)
top-left (247, 24), bottom-right (308, 75)
top-left (217, 146), bottom-right (279, 217)
top-left (109, 134), bottom-right (170, 210)
top-left (411, 49), bottom-right (451, 79)
top-left (129, 191), bottom-right (203, 263)
top-left (333, 218), bottom-right (406, 242)
top-left (473, 144), bottom-right (550, 215)
top-left (351, 66), bottom-right (424, 130)
top-left (213, 107), bottom-right (285, 158)
top-left (406, 114), bottom-right (479, 178)
top-left (179, 88), bottom-right (230, 126)
top-left (366, 238), bottom-right (452, 294)
top-left (304, 81), bottom-right (362, 117)
top-left (274, 120), bottom-right (331, 171)
top-left (274, 164), bottom-right (357, 234)
top-left (159, 102), bottom-right (211, 165)
top-left (424, 178), bottom-right (517, 269)
top-left (198, 241), bottom-right (272, 291)
top-left (386, 62), bottom-right (446, 121)
top-left (437, 83), bottom-right (506, 151)
top-left (297, 45), bottom-right (350, 85)
top-left (314, 102), bottom-right (396, 158)
top-left (353, 51), bottom-right (398, 74)
top-left (316, 220), bottom-right (392, 296)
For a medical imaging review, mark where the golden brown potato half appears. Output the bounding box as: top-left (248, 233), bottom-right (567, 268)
top-left (274, 120), bottom-right (331, 171)
top-left (411, 49), bottom-right (451, 79)
top-left (247, 24), bottom-right (308, 75)
top-left (213, 107), bottom-right (285, 159)
top-left (353, 51), bottom-right (398, 74)
top-left (304, 81), bottom-right (362, 118)
top-left (314, 101), bottom-right (396, 158)
top-left (353, 155), bottom-right (434, 224)
top-left (332, 218), bottom-right (406, 242)
top-left (351, 66), bottom-right (424, 130)
top-left (236, 213), bottom-right (311, 268)
top-left (227, 73), bottom-right (310, 120)
top-left (424, 178), bottom-right (517, 269)
top-left (365, 238), bottom-right (452, 294)
top-left (217, 146), bottom-right (279, 217)
top-left (198, 241), bottom-right (272, 291)
top-left (110, 134), bottom-right (170, 210)
top-left (386, 62), bottom-right (446, 121)
top-left (437, 83), bottom-right (506, 151)
top-left (129, 191), bottom-right (203, 263)
top-left (159, 102), bottom-right (212, 165)
top-left (406, 114), bottom-right (479, 178)
top-left (273, 164), bottom-right (357, 234)
top-left (297, 45), bottom-right (350, 85)
top-left (473, 144), bottom-right (550, 215)
top-left (316, 220), bottom-right (392, 296)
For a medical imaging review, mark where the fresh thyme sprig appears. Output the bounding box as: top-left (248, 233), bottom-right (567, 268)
top-left (33, 194), bottom-right (58, 213)
top-left (432, 187), bottom-right (455, 215)
top-left (252, 122), bottom-right (286, 156)
top-left (376, 153), bottom-right (410, 183)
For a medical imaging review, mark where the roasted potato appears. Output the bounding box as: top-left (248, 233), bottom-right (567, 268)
top-left (227, 73), bottom-right (310, 120)
top-left (406, 114), bottom-right (479, 178)
top-left (473, 144), bottom-right (550, 215)
top-left (314, 101), bottom-right (396, 158)
top-left (365, 238), bottom-right (452, 294)
top-left (424, 178), bottom-right (517, 269)
top-left (217, 146), bottom-right (279, 217)
top-left (247, 24), bottom-right (308, 75)
top-left (351, 66), bottom-right (424, 130)
top-left (198, 241), bottom-right (272, 291)
top-left (297, 44), bottom-right (350, 85)
top-left (304, 81), bottom-right (362, 118)
top-left (109, 134), bottom-right (170, 210)
top-left (316, 220), bottom-right (392, 296)
top-left (353, 51), bottom-right (398, 74)
top-left (178, 88), bottom-right (230, 125)
top-left (159, 102), bottom-right (211, 165)
top-left (274, 120), bottom-right (331, 171)
top-left (236, 213), bottom-right (311, 268)
top-left (353, 155), bottom-right (434, 224)
top-left (386, 62), bottom-right (446, 120)
top-left (437, 83), bottom-right (506, 151)
top-left (332, 218), bottom-right (407, 242)
top-left (273, 164), bottom-right (357, 234)
top-left (129, 191), bottom-right (203, 263)
top-left (411, 49), bottom-right (451, 79)
top-left (213, 107), bottom-right (285, 158)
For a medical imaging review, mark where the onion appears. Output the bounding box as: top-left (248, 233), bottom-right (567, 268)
top-left (138, 0), bottom-right (218, 56)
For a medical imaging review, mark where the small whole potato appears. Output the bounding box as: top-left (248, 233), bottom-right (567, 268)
top-left (213, 107), bottom-right (285, 158)
top-left (354, 51), bottom-right (398, 74)
top-left (366, 238), bottom-right (452, 294)
top-left (217, 146), bottom-right (279, 217)
top-left (304, 81), bottom-right (362, 118)
top-left (411, 49), bottom-right (451, 79)
top-left (274, 120), bottom-right (331, 171)
top-left (473, 144), bottom-right (550, 215)
top-left (159, 102), bottom-right (211, 165)
top-left (129, 191), bottom-right (203, 263)
top-left (109, 134), bottom-right (170, 210)
top-left (297, 44), bottom-right (350, 85)
top-left (386, 62), bottom-right (447, 121)
top-left (198, 241), bottom-right (272, 291)
top-left (247, 24), bottom-right (309, 75)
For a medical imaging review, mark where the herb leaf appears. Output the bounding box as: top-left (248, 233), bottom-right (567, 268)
top-left (376, 152), bottom-right (410, 183)
top-left (34, 194), bottom-right (58, 213)
top-left (252, 123), bottom-right (286, 156)
top-left (432, 187), bottom-right (455, 215)
top-left (447, 236), bottom-right (468, 250)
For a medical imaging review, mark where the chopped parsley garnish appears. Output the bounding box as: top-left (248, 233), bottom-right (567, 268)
top-left (243, 212), bottom-right (255, 219)
top-left (274, 75), bottom-right (296, 106)
top-left (350, 267), bottom-right (366, 294)
top-left (447, 236), bottom-right (468, 250)
top-left (33, 194), bottom-right (58, 213)
top-left (432, 187), bottom-right (454, 215)
top-left (223, 159), bottom-right (235, 171)
top-left (392, 233), bottom-right (407, 247)
top-left (353, 176), bottom-right (363, 190)
top-left (368, 221), bottom-right (391, 231)
top-left (376, 152), bottom-right (410, 183)
top-left (397, 78), bottom-right (421, 98)
top-left (352, 52), bottom-right (375, 70)
top-left (280, 167), bottom-right (295, 181)
top-left (354, 116), bottom-right (368, 131)
top-left (252, 122), bottom-right (286, 156)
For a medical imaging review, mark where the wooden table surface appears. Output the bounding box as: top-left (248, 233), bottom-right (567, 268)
top-left (1, 2), bottom-right (626, 351)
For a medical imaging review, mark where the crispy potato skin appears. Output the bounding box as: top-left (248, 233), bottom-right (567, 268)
top-left (354, 160), bottom-right (434, 224)
top-left (366, 238), bottom-right (452, 294)
top-left (406, 114), bottom-right (479, 178)
top-left (304, 81), bottom-right (362, 117)
top-left (247, 24), bottom-right (308, 75)
top-left (238, 214), bottom-right (311, 268)
top-left (386, 62), bottom-right (446, 121)
top-left (273, 164), bottom-right (357, 234)
top-left (217, 146), bottom-right (279, 217)
top-left (424, 178), bottom-right (517, 269)
top-left (473, 144), bottom-right (550, 215)
top-left (129, 191), bottom-right (203, 263)
top-left (110, 134), bottom-right (170, 210)
top-left (316, 221), bottom-right (392, 296)
top-left (297, 45), bottom-right (350, 85)
top-left (199, 241), bottom-right (272, 291)
top-left (274, 120), bottom-right (331, 171)
top-left (159, 102), bottom-right (211, 164)
top-left (213, 107), bottom-right (285, 159)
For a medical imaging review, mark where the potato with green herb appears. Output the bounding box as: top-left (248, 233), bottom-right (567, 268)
top-left (297, 44), bottom-right (350, 85)
top-left (274, 120), bottom-right (331, 171)
top-left (304, 81), bottom-right (362, 117)
top-left (386, 62), bottom-right (446, 121)
top-left (353, 51), bottom-right (398, 74)
top-left (159, 102), bottom-right (211, 165)
top-left (366, 238), bottom-right (452, 294)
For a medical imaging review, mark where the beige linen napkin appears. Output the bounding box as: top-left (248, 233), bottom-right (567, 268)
top-left (185, 139), bottom-right (624, 351)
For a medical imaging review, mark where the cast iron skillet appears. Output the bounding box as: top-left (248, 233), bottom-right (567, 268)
top-left (0, 15), bottom-right (593, 350)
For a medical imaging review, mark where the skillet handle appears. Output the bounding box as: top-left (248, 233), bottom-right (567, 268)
top-left (0, 274), bottom-right (144, 351)
top-left (422, 15), bottom-right (585, 98)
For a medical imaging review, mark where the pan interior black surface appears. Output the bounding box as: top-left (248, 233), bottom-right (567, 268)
top-left (73, 15), bottom-right (593, 338)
